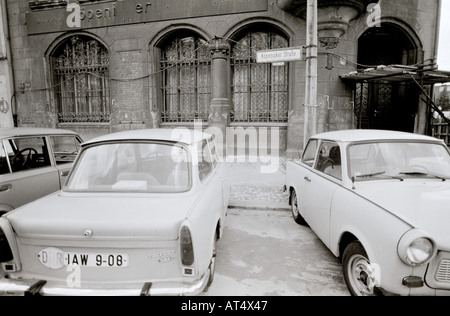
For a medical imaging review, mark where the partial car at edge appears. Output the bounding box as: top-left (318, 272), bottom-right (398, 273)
top-left (0, 127), bottom-right (82, 215)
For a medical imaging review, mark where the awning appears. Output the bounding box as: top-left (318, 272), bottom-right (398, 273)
top-left (341, 64), bottom-right (450, 125)
top-left (340, 65), bottom-right (450, 85)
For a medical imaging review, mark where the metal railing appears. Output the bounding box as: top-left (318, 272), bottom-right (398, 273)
top-left (160, 111), bottom-right (209, 123)
top-left (230, 110), bottom-right (288, 123)
top-left (58, 112), bottom-right (111, 123)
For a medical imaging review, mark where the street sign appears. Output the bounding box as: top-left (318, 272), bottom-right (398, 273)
top-left (256, 47), bottom-right (303, 63)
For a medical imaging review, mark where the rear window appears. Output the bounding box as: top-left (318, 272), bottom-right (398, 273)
top-left (65, 141), bottom-right (191, 193)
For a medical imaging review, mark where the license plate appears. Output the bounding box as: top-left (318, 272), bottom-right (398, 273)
top-left (64, 252), bottom-right (129, 268)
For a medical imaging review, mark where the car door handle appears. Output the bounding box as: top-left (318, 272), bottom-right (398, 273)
top-left (304, 176), bottom-right (311, 183)
top-left (0, 184), bottom-right (12, 192)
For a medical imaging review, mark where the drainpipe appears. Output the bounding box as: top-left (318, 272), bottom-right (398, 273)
top-left (1, 0), bottom-right (16, 127)
top-left (434, 0), bottom-right (441, 67)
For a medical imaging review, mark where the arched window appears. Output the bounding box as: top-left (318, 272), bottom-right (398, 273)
top-left (231, 27), bottom-right (289, 123)
top-left (51, 35), bottom-right (110, 123)
top-left (160, 33), bottom-right (211, 123)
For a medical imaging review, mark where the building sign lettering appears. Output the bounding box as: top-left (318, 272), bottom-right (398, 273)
top-left (26, 0), bottom-right (268, 35)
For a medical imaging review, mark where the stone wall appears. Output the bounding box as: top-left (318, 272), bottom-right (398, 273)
top-left (5, 0), bottom-right (441, 152)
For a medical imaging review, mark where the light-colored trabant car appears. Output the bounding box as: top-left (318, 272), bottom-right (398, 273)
top-left (0, 127), bottom-right (82, 215)
top-left (286, 130), bottom-right (450, 296)
top-left (0, 128), bottom-right (229, 296)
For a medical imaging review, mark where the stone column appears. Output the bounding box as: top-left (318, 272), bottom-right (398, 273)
top-left (208, 38), bottom-right (230, 131)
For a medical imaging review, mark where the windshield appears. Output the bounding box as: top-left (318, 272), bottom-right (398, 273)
top-left (349, 141), bottom-right (450, 181)
top-left (65, 142), bottom-right (191, 193)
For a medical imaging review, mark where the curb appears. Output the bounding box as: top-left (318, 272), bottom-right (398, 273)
top-left (228, 204), bottom-right (290, 211)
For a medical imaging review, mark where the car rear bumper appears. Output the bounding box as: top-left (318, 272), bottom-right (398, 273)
top-left (0, 269), bottom-right (210, 296)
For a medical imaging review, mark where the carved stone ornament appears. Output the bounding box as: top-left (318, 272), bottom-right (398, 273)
top-left (278, 0), bottom-right (378, 49)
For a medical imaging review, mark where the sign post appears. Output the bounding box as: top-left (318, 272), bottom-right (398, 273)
top-left (303, 0), bottom-right (318, 149)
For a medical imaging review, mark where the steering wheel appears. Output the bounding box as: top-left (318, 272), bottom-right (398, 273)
top-left (408, 165), bottom-right (429, 174)
top-left (13, 148), bottom-right (38, 169)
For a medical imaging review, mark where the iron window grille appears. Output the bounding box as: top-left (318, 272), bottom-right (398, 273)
top-left (160, 35), bottom-right (211, 123)
top-left (231, 30), bottom-right (289, 123)
top-left (52, 36), bottom-right (111, 123)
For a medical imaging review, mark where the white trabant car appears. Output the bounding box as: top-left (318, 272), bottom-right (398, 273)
top-left (0, 128), bottom-right (229, 296)
top-left (286, 130), bottom-right (450, 296)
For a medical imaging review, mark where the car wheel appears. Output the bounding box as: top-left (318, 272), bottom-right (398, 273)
top-left (290, 189), bottom-right (307, 225)
top-left (342, 241), bottom-right (382, 296)
top-left (204, 232), bottom-right (217, 292)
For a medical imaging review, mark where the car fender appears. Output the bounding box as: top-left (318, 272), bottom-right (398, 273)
top-left (0, 217), bottom-right (22, 271)
top-left (329, 186), bottom-right (413, 272)
top-left (184, 184), bottom-right (222, 276)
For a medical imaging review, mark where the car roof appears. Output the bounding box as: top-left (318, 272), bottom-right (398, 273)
top-left (0, 127), bottom-right (79, 140)
top-left (82, 128), bottom-right (213, 146)
top-left (312, 129), bottom-right (443, 143)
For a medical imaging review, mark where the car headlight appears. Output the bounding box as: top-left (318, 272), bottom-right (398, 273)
top-left (398, 229), bottom-right (437, 266)
top-left (407, 238), bottom-right (434, 264)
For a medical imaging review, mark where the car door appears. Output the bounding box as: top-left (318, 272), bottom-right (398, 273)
top-left (295, 139), bottom-right (319, 220)
top-left (0, 140), bottom-right (13, 212)
top-left (0, 136), bottom-right (60, 211)
top-left (48, 134), bottom-right (82, 187)
top-left (303, 141), bottom-right (342, 247)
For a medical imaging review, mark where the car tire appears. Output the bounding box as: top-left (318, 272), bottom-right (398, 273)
top-left (290, 189), bottom-right (307, 225)
top-left (204, 232), bottom-right (218, 292)
top-left (342, 241), bottom-right (382, 296)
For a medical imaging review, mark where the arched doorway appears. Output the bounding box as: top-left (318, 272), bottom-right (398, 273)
top-left (355, 23), bottom-right (421, 132)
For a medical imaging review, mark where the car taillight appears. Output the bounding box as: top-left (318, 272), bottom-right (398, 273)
top-left (180, 226), bottom-right (194, 266)
top-left (0, 227), bottom-right (13, 262)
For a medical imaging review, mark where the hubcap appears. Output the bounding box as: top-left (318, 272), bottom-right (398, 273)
top-left (348, 254), bottom-right (376, 296)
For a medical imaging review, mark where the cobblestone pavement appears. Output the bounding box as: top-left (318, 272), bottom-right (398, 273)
top-left (223, 158), bottom-right (290, 210)
top-left (229, 185), bottom-right (290, 210)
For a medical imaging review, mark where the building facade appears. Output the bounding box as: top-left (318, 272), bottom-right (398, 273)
top-left (0, 0), bottom-right (14, 128)
top-left (4, 0), bottom-right (443, 157)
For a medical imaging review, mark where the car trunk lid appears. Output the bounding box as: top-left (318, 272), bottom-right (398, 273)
top-left (5, 192), bottom-right (199, 285)
top-left (7, 192), bottom-right (196, 241)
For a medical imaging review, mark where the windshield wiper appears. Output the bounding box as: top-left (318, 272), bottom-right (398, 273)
top-left (355, 171), bottom-right (404, 181)
top-left (399, 171), bottom-right (447, 182)
top-left (355, 171), bottom-right (386, 178)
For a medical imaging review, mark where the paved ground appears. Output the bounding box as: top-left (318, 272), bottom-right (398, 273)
top-left (203, 209), bottom-right (349, 296)
top-left (211, 159), bottom-right (349, 296)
